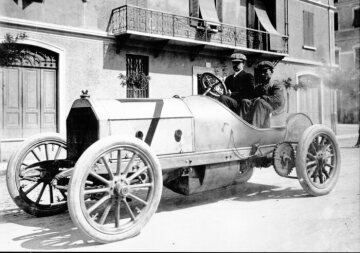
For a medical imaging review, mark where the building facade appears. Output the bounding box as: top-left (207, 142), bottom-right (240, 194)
top-left (334, 0), bottom-right (359, 123)
top-left (0, 0), bottom-right (337, 160)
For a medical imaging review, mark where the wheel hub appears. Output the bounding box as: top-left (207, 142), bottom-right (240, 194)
top-left (316, 153), bottom-right (325, 167)
top-left (114, 181), bottom-right (129, 197)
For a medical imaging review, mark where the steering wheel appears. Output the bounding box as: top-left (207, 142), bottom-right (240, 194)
top-left (200, 72), bottom-right (228, 98)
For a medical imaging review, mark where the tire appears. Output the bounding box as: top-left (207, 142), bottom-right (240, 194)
top-left (68, 135), bottom-right (163, 243)
top-left (6, 133), bottom-right (69, 217)
top-left (234, 166), bottom-right (254, 184)
top-left (296, 125), bottom-right (341, 196)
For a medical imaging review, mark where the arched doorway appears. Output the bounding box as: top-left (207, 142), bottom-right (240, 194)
top-left (1, 45), bottom-right (58, 139)
top-left (296, 73), bottom-right (322, 124)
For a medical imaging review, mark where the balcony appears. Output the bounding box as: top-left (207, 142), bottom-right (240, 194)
top-left (108, 5), bottom-right (288, 60)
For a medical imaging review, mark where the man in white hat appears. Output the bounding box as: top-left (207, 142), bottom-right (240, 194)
top-left (218, 53), bottom-right (255, 113)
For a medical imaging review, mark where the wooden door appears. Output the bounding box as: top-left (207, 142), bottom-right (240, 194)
top-left (41, 69), bottom-right (57, 133)
top-left (22, 68), bottom-right (41, 137)
top-left (3, 68), bottom-right (22, 138)
top-left (2, 67), bottom-right (57, 139)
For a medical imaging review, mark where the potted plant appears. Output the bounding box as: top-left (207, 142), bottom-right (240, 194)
top-left (0, 32), bottom-right (27, 67)
top-left (118, 71), bottom-right (151, 98)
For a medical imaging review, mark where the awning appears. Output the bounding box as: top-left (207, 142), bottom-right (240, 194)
top-left (254, 0), bottom-right (283, 51)
top-left (199, 0), bottom-right (220, 25)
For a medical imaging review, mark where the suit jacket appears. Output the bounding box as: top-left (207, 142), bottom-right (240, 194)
top-left (225, 70), bottom-right (255, 102)
top-left (254, 81), bottom-right (285, 110)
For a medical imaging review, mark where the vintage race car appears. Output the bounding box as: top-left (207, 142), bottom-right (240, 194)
top-left (6, 73), bottom-right (341, 243)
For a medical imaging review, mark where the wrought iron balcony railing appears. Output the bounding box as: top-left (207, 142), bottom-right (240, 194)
top-left (109, 5), bottom-right (288, 55)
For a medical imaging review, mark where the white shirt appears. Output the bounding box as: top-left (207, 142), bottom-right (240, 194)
top-left (233, 69), bottom-right (243, 77)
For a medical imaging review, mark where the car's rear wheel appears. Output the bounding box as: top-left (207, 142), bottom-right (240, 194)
top-left (68, 136), bottom-right (162, 243)
top-left (6, 133), bottom-right (69, 217)
top-left (234, 166), bottom-right (254, 184)
top-left (296, 125), bottom-right (341, 196)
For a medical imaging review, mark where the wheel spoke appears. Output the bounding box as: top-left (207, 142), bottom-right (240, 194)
top-left (128, 182), bottom-right (153, 189)
top-left (309, 143), bottom-right (317, 155)
top-left (84, 187), bottom-right (110, 195)
top-left (21, 168), bottom-right (42, 177)
top-left (54, 145), bottom-right (62, 160)
top-left (313, 174), bottom-right (318, 183)
top-left (115, 200), bottom-right (121, 228)
top-left (35, 183), bottom-right (47, 204)
top-left (322, 169), bottom-right (330, 179)
top-left (123, 199), bottom-right (136, 221)
top-left (127, 166), bottom-right (148, 183)
top-left (87, 195), bottom-right (111, 214)
top-left (24, 181), bottom-right (41, 195)
top-left (59, 189), bottom-right (67, 199)
top-left (89, 171), bottom-right (110, 186)
top-left (127, 192), bottom-right (148, 206)
top-left (323, 143), bottom-right (332, 152)
top-left (99, 202), bottom-right (112, 225)
top-left (31, 150), bottom-right (41, 162)
top-left (320, 136), bottom-right (327, 146)
top-left (116, 150), bottom-right (122, 176)
top-left (49, 183), bottom-right (54, 204)
top-left (324, 153), bottom-right (335, 159)
top-left (318, 170), bottom-right (324, 183)
top-left (21, 176), bottom-right (39, 182)
top-left (306, 161), bottom-right (317, 167)
top-left (123, 153), bottom-right (137, 175)
top-left (325, 163), bottom-right (334, 169)
top-left (101, 157), bottom-right (114, 180)
top-left (307, 166), bottom-right (317, 177)
top-left (45, 144), bottom-right (49, 161)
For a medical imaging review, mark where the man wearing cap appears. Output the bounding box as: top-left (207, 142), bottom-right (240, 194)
top-left (218, 53), bottom-right (255, 113)
top-left (240, 60), bottom-right (285, 128)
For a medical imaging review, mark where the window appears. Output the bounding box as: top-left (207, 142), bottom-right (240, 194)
top-left (189, 0), bottom-right (221, 30)
top-left (355, 47), bottom-right (360, 69)
top-left (334, 0), bottom-right (338, 3)
top-left (126, 54), bottom-right (149, 98)
top-left (353, 7), bottom-right (360, 28)
top-left (303, 11), bottom-right (315, 48)
top-left (334, 12), bottom-right (338, 31)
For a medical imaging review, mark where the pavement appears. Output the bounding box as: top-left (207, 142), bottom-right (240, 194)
top-left (0, 124), bottom-right (358, 176)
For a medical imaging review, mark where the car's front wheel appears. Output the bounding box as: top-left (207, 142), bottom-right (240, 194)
top-left (67, 135), bottom-right (163, 243)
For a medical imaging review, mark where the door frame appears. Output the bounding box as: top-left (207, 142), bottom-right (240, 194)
top-left (13, 38), bottom-right (66, 135)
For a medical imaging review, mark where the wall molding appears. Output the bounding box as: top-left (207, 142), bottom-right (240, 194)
top-left (0, 16), bottom-right (113, 40)
top-left (282, 57), bottom-right (330, 67)
top-left (298, 0), bottom-right (336, 10)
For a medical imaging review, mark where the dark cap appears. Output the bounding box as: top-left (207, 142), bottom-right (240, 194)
top-left (231, 53), bottom-right (247, 62)
top-left (256, 61), bottom-right (274, 70)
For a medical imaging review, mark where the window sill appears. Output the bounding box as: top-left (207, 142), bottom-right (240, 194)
top-left (303, 45), bottom-right (317, 51)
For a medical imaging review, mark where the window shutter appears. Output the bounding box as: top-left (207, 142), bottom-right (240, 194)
top-left (215, 0), bottom-right (223, 23)
top-left (353, 8), bottom-right (360, 27)
top-left (190, 0), bottom-right (200, 17)
top-left (355, 48), bottom-right (360, 69)
top-left (303, 11), bottom-right (314, 47)
top-left (334, 12), bottom-right (338, 31)
top-left (308, 12), bottom-right (314, 46)
top-left (303, 11), bottom-right (309, 45)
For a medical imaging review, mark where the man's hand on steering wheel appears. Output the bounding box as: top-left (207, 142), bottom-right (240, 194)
top-left (200, 72), bottom-right (228, 98)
